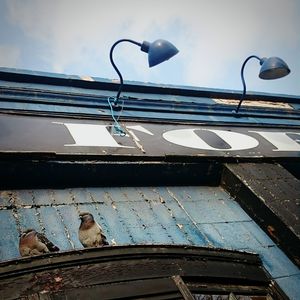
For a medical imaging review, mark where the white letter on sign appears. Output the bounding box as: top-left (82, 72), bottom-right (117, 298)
top-left (53, 122), bottom-right (134, 148)
top-left (250, 131), bottom-right (300, 151)
top-left (163, 129), bottom-right (259, 151)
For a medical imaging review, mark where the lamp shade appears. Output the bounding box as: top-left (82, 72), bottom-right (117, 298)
top-left (259, 57), bottom-right (290, 80)
top-left (141, 39), bottom-right (179, 67)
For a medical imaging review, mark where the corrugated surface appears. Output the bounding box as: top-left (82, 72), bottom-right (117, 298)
top-left (0, 185), bottom-right (299, 299)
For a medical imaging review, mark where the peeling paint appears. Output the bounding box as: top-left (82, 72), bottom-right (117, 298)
top-left (50, 190), bottom-right (75, 249)
top-left (177, 224), bottom-right (183, 229)
top-left (166, 187), bottom-right (212, 246)
top-left (213, 98), bottom-right (293, 109)
top-left (0, 184), bottom-right (299, 300)
top-left (127, 129), bottom-right (146, 153)
top-left (80, 75), bottom-right (94, 82)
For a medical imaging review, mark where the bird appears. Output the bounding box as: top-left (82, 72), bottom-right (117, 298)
top-left (78, 211), bottom-right (109, 248)
top-left (19, 228), bottom-right (60, 257)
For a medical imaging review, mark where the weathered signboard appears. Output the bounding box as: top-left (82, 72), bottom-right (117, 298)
top-left (0, 114), bottom-right (299, 158)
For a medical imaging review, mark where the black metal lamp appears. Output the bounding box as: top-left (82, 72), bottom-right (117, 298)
top-left (233, 55), bottom-right (290, 115)
top-left (107, 38), bottom-right (178, 136)
top-left (109, 39), bottom-right (179, 106)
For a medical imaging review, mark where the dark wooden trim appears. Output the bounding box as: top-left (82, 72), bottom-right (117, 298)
top-left (0, 245), bottom-right (271, 299)
top-left (1, 154), bottom-right (300, 189)
top-left (221, 163), bottom-right (300, 267)
top-left (172, 275), bottom-right (194, 300)
top-left (0, 159), bottom-right (222, 189)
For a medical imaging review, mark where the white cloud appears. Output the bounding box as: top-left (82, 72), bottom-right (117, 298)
top-left (172, 0), bottom-right (300, 88)
top-left (4, 0), bottom-right (300, 94)
top-left (0, 45), bottom-right (20, 67)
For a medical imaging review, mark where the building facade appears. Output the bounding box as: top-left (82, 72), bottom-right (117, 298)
top-left (0, 67), bottom-right (299, 299)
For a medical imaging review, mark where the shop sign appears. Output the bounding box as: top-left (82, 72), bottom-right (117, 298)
top-left (0, 114), bottom-right (299, 157)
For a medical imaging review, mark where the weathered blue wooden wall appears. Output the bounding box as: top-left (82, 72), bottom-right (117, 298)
top-left (0, 186), bottom-right (299, 299)
top-left (0, 67), bottom-right (299, 127)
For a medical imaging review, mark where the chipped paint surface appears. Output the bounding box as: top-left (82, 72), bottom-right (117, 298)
top-left (0, 185), bottom-right (299, 299)
top-left (0, 186), bottom-right (237, 257)
top-left (127, 129), bottom-right (146, 153)
top-left (80, 75), bottom-right (94, 82)
top-left (0, 66), bottom-right (299, 127)
top-left (213, 98), bottom-right (293, 109)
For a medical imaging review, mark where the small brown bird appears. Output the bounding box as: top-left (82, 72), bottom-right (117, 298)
top-left (78, 212), bottom-right (109, 247)
top-left (19, 228), bottom-right (60, 257)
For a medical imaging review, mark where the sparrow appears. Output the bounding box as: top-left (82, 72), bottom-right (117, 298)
top-left (19, 228), bottom-right (60, 257)
top-left (78, 212), bottom-right (109, 248)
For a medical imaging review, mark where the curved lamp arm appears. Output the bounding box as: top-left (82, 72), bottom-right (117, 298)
top-left (233, 55), bottom-right (261, 115)
top-left (233, 55), bottom-right (290, 116)
top-left (108, 38), bottom-right (178, 136)
top-left (109, 39), bottom-right (142, 104)
top-left (110, 38), bottom-right (179, 106)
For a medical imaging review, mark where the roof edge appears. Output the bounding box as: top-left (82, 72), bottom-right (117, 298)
top-left (0, 67), bottom-right (299, 102)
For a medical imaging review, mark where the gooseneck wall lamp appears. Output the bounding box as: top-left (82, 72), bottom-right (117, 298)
top-left (108, 38), bottom-right (179, 135)
top-left (233, 55), bottom-right (290, 115)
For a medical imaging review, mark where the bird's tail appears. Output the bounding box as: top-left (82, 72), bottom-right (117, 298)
top-left (101, 234), bottom-right (109, 246)
top-left (37, 233), bottom-right (60, 252)
top-left (49, 244), bottom-right (60, 252)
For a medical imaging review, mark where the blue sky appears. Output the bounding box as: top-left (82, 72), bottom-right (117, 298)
top-left (0, 0), bottom-right (299, 96)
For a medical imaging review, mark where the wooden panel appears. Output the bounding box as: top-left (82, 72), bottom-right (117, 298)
top-left (61, 277), bottom-right (182, 300)
top-left (222, 163), bottom-right (300, 267)
top-left (0, 245), bottom-right (268, 300)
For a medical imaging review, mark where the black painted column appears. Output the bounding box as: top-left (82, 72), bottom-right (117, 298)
top-left (222, 162), bottom-right (300, 267)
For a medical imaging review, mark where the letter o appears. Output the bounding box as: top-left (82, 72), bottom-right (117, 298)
top-left (163, 129), bottom-right (259, 151)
